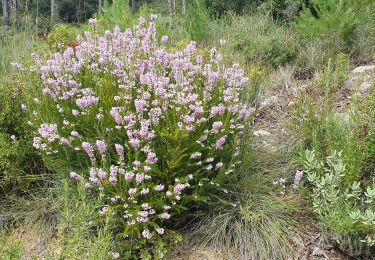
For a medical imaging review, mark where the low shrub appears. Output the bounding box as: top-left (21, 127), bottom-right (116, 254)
top-left (213, 14), bottom-right (298, 68)
top-left (295, 0), bottom-right (375, 59)
top-left (289, 55), bottom-right (369, 186)
top-left (303, 150), bottom-right (375, 256)
top-left (0, 77), bottom-right (46, 191)
top-left (21, 16), bottom-right (254, 258)
top-left (258, 0), bottom-right (305, 22)
top-left (47, 24), bottom-right (81, 51)
top-left (185, 0), bottom-right (210, 41)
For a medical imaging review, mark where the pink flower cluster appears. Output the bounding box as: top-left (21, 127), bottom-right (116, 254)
top-left (28, 15), bottom-right (254, 251)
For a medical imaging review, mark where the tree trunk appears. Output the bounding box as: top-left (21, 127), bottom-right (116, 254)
top-left (168, 0), bottom-right (175, 14)
top-left (50, 0), bottom-right (55, 23)
top-left (131, 0), bottom-right (137, 13)
top-left (98, 0), bottom-right (103, 15)
top-left (10, 0), bottom-right (16, 24)
top-left (2, 0), bottom-right (9, 27)
top-left (182, 0), bottom-right (187, 15)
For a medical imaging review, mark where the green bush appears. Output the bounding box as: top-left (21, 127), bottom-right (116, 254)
top-left (193, 174), bottom-right (299, 259)
top-left (304, 150), bottom-right (375, 255)
top-left (0, 78), bottom-right (46, 191)
top-left (47, 24), bottom-right (81, 51)
top-left (289, 55), bottom-right (369, 186)
top-left (185, 0), bottom-right (211, 41)
top-left (295, 0), bottom-right (375, 58)
top-left (258, 0), bottom-right (305, 22)
top-left (214, 14), bottom-right (298, 68)
top-left (206, 0), bottom-right (305, 22)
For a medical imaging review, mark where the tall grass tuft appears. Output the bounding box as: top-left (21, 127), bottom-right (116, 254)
top-left (191, 175), bottom-right (299, 260)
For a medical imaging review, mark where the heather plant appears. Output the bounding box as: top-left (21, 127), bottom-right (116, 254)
top-left (20, 15), bottom-right (254, 258)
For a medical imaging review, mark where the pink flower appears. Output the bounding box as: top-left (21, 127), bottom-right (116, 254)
top-left (124, 171), bottom-right (134, 181)
top-left (142, 229), bottom-right (152, 239)
top-left (212, 121), bottom-right (223, 134)
top-left (174, 184), bottom-right (187, 195)
top-left (159, 212), bottom-right (170, 220)
top-left (98, 169), bottom-right (107, 180)
top-left (190, 152), bottom-right (202, 159)
top-left (135, 174), bottom-right (145, 184)
top-left (134, 99), bottom-right (147, 113)
top-left (215, 137), bottom-right (226, 150)
top-left (161, 35), bottom-right (168, 45)
top-left (96, 140), bottom-right (107, 155)
top-left (128, 188), bottom-right (137, 197)
top-left (38, 124), bottom-right (59, 142)
top-left (76, 95), bottom-right (99, 110)
top-left (129, 138), bottom-right (141, 150)
top-left (69, 172), bottom-right (81, 181)
top-left (115, 144), bottom-right (125, 161)
top-left (60, 137), bottom-right (71, 147)
top-left (89, 18), bottom-right (97, 29)
top-left (146, 152), bottom-right (158, 164)
top-left (215, 162), bottom-right (224, 169)
top-left (154, 184), bottom-right (164, 191)
top-left (82, 142), bottom-right (95, 160)
top-left (71, 131), bottom-right (80, 137)
top-left (109, 176), bottom-right (117, 185)
top-left (156, 228), bottom-right (164, 235)
top-left (141, 188), bottom-right (149, 195)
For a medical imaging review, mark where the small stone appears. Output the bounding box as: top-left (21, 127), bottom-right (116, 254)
top-left (312, 246), bottom-right (326, 257)
top-left (351, 65), bottom-right (375, 74)
top-left (253, 130), bottom-right (271, 136)
top-left (260, 96), bottom-right (278, 109)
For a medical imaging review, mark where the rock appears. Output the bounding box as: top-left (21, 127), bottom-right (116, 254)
top-left (312, 247), bottom-right (328, 258)
top-left (360, 81), bottom-right (372, 92)
top-left (351, 65), bottom-right (375, 74)
top-left (346, 65), bottom-right (374, 93)
top-left (253, 130), bottom-right (271, 136)
top-left (260, 96), bottom-right (278, 109)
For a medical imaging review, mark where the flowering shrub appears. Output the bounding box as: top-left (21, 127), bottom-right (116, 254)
top-left (23, 15), bottom-right (254, 258)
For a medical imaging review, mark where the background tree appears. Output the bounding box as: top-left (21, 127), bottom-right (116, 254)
top-left (2, 0), bottom-right (9, 27)
top-left (168, 0), bottom-right (175, 14)
top-left (98, 0), bottom-right (103, 14)
top-left (131, 0), bottom-right (137, 13)
top-left (50, 0), bottom-right (55, 23)
top-left (182, 0), bottom-right (187, 15)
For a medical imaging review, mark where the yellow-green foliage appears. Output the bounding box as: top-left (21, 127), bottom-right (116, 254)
top-left (47, 24), bottom-right (80, 51)
top-left (0, 231), bottom-right (23, 260)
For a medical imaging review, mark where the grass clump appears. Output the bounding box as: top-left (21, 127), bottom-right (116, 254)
top-left (54, 181), bottom-right (113, 259)
top-left (0, 231), bottom-right (23, 260)
top-left (191, 174), bottom-right (300, 260)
